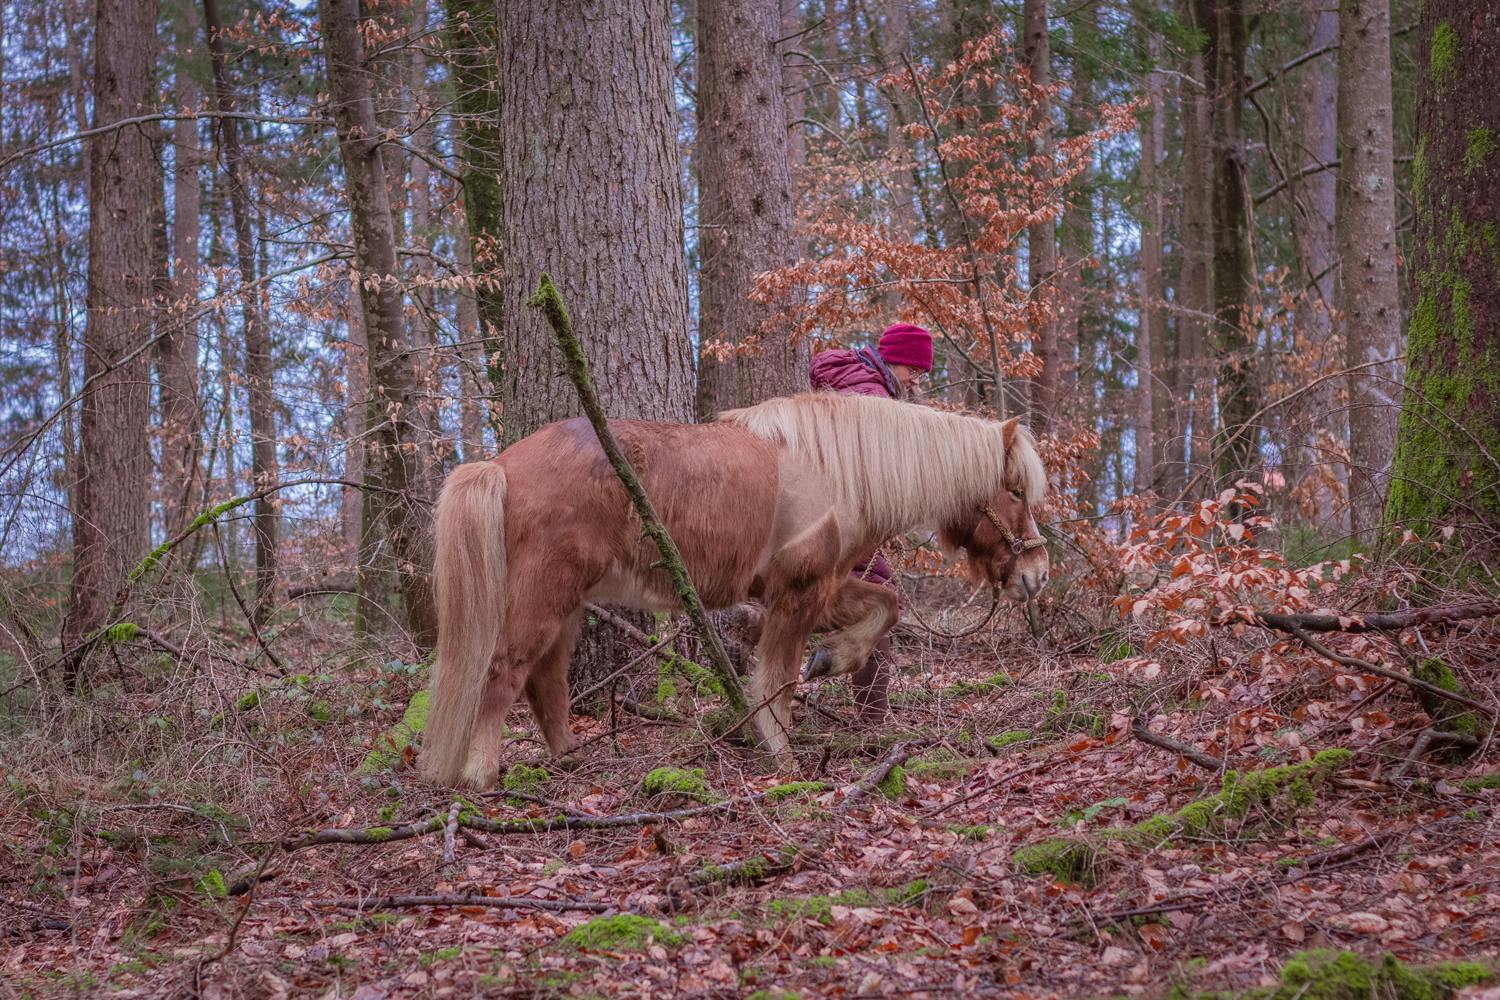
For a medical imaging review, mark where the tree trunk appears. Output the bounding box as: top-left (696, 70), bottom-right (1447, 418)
top-left (696, 0), bottom-right (808, 416)
top-left (1178, 23), bottom-right (1215, 495)
top-left (1337, 0), bottom-right (1402, 540)
top-left (161, 47), bottom-right (204, 536)
top-left (63, 0), bottom-right (156, 676)
top-left (496, 2), bottom-right (695, 439)
top-left (1024, 0), bottom-right (1059, 431)
top-left (204, 0), bottom-right (278, 619)
top-left (320, 0), bottom-right (439, 647)
top-left (445, 0), bottom-right (504, 435)
top-left (405, 0), bottom-right (442, 475)
top-left (1055, 3), bottom-right (1095, 416)
top-left (453, 208), bottom-right (488, 462)
top-left (1291, 0), bottom-right (1345, 530)
top-left (1136, 43), bottom-right (1164, 493)
top-left (1196, 0), bottom-right (1259, 486)
top-left (342, 289), bottom-right (368, 566)
top-left (1385, 0), bottom-right (1499, 540)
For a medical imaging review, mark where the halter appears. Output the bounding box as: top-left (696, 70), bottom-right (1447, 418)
top-left (980, 504), bottom-right (1047, 556)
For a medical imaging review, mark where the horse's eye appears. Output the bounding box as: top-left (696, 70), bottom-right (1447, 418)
top-left (1009, 490), bottom-right (1024, 502)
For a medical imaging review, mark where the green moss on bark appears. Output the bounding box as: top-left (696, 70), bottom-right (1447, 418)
top-left (1430, 23), bottom-right (1459, 85)
top-left (641, 767), bottom-right (719, 803)
top-left (1269, 949), bottom-right (1489, 999)
top-left (358, 690), bottom-right (431, 773)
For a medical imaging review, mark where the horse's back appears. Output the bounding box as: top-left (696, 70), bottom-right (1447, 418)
top-left (496, 416), bottom-right (796, 608)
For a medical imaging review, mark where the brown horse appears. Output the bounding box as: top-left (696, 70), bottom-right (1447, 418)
top-left (419, 393), bottom-right (1049, 789)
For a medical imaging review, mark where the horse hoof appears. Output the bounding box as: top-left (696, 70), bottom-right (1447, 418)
top-left (803, 648), bottom-right (833, 681)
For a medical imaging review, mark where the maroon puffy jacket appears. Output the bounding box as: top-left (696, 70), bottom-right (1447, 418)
top-left (808, 346), bottom-right (900, 399)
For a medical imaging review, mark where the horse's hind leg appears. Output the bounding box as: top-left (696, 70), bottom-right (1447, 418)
top-left (806, 577), bottom-right (900, 680)
top-left (462, 600), bottom-right (571, 788)
top-left (523, 609), bottom-right (582, 758)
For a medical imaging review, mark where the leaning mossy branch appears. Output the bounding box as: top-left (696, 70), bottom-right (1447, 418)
top-left (358, 689), bottom-right (431, 773)
top-left (1413, 659), bottom-right (1484, 748)
top-left (529, 275), bottom-right (746, 714)
top-left (1013, 749), bottom-right (1352, 886)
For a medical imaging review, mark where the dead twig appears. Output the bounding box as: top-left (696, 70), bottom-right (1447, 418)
top-left (270, 893), bottom-right (611, 914)
top-left (1130, 713), bottom-right (1225, 773)
top-left (1254, 601), bottom-right (1500, 635)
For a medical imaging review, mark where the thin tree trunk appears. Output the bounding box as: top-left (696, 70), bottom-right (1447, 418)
top-left (1196, 0), bottom-right (1259, 486)
top-left (63, 0), bottom-right (156, 679)
top-left (1024, 0), bottom-right (1059, 431)
top-left (1056, 3), bottom-right (1094, 425)
top-left (453, 208), bottom-right (487, 462)
top-left (1179, 29), bottom-right (1215, 496)
top-left (342, 289), bottom-right (368, 564)
top-left (320, 0), bottom-right (439, 647)
top-left (161, 56), bottom-right (204, 536)
top-left (696, 0), bottom-right (808, 415)
top-left (1337, 0), bottom-right (1402, 540)
top-left (1136, 43), bottom-right (1164, 493)
top-left (445, 0), bottom-right (504, 416)
top-left (204, 0), bottom-right (278, 619)
top-left (405, 0), bottom-right (442, 474)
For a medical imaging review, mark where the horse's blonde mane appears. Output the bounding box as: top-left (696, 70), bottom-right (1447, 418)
top-left (719, 393), bottom-right (1046, 537)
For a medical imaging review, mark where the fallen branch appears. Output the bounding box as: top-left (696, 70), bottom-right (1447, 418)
top-left (229, 784), bottom-right (831, 896)
top-left (1130, 713), bottom-right (1225, 773)
top-left (269, 893), bottom-right (611, 914)
top-left (1254, 601), bottom-right (1500, 634)
top-left (530, 275), bottom-right (746, 714)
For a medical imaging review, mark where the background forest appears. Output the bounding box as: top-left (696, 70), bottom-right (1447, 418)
top-left (1, 0), bottom-right (1497, 997)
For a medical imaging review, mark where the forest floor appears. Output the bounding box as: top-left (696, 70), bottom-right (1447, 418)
top-left (2, 588), bottom-right (1499, 999)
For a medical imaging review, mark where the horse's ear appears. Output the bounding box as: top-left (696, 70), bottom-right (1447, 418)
top-left (1000, 416), bottom-right (1021, 450)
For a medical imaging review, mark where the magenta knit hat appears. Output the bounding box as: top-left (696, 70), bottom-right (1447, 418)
top-left (877, 323), bottom-right (933, 372)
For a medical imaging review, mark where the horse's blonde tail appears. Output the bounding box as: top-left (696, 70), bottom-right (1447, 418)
top-left (419, 461), bottom-right (508, 786)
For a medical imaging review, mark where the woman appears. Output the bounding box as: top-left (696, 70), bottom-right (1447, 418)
top-left (807, 322), bottom-right (933, 720)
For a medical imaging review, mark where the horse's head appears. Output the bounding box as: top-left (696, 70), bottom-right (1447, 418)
top-left (939, 417), bottom-right (1050, 601)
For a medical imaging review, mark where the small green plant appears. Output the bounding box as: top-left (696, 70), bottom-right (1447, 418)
top-left (561, 914), bottom-right (684, 952)
top-left (641, 767), bottom-right (719, 802)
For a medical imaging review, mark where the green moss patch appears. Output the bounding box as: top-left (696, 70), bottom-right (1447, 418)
top-left (359, 689), bottom-right (430, 773)
top-left (1013, 750), bottom-right (1351, 886)
top-left (1430, 22), bottom-right (1459, 86)
top-left (560, 914), bottom-right (684, 952)
top-left (987, 730), bottom-right (1033, 753)
top-left (948, 823), bottom-right (993, 842)
top-left (907, 749), bottom-right (976, 781)
top-left (1044, 690), bottom-right (1106, 737)
top-left (763, 781), bottom-right (831, 802)
top-left (1270, 949), bottom-right (1488, 1000)
top-left (1412, 660), bottom-right (1483, 751)
top-left (641, 767), bottom-right (719, 803)
top-left (767, 880), bottom-right (930, 923)
top-left (876, 764), bottom-right (906, 800)
top-left (1459, 771), bottom-right (1500, 793)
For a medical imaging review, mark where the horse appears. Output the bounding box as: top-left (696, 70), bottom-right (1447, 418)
top-left (419, 392), bottom-right (1049, 789)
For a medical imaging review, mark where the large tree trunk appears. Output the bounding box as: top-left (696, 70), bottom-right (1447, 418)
top-left (320, 0), bottom-right (439, 647)
top-left (696, 0), bottom-right (808, 416)
top-left (204, 0), bottom-right (278, 619)
top-left (1385, 0), bottom-right (1499, 542)
top-left (496, 2), bottom-right (694, 438)
top-left (1023, 0), bottom-right (1059, 431)
top-left (63, 0), bottom-right (156, 677)
top-left (453, 208), bottom-right (488, 462)
top-left (1178, 28), bottom-right (1215, 495)
top-left (1196, 0), bottom-right (1259, 486)
top-left (1337, 0), bottom-right (1402, 540)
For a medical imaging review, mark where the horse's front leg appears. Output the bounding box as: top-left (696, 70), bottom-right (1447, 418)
top-left (803, 577), bottom-right (900, 681)
top-left (751, 592), bottom-right (826, 762)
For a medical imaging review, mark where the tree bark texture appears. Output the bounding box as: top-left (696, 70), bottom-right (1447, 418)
top-left (1385, 1), bottom-right (1500, 539)
top-left (1337, 0), bottom-right (1402, 539)
top-left (445, 0), bottom-right (503, 414)
top-left (1290, 0), bottom-right (1346, 530)
top-left (1024, 0), bottom-right (1059, 432)
top-left (64, 0), bottom-right (156, 671)
top-left (204, 0), bottom-right (279, 618)
top-left (1178, 26), bottom-right (1215, 494)
top-left (453, 209), bottom-right (488, 462)
top-left (342, 289), bottom-right (368, 566)
top-left (1055, 2), bottom-right (1096, 414)
top-left (696, 0), bottom-right (808, 416)
top-left (320, 0), bottom-right (439, 647)
top-left (161, 53), bottom-right (203, 536)
top-left (1135, 47), bottom-right (1163, 493)
top-left (496, 1), bottom-right (695, 440)
top-left (1196, 0), bottom-right (1260, 485)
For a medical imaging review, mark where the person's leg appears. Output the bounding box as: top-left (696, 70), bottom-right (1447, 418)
top-left (844, 552), bottom-right (899, 722)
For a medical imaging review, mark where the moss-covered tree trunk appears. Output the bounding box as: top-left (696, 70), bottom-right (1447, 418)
top-left (445, 0), bottom-right (503, 399)
top-left (1384, 2), bottom-right (1500, 541)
